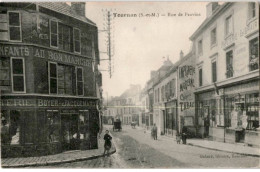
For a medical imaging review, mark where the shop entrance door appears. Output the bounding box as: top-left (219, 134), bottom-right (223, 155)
top-left (61, 114), bottom-right (80, 151)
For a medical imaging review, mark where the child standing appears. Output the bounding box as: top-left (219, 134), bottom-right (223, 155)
top-left (103, 130), bottom-right (112, 156)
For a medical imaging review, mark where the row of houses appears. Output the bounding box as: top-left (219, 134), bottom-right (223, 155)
top-left (104, 2), bottom-right (259, 148)
top-left (0, 2), bottom-right (103, 158)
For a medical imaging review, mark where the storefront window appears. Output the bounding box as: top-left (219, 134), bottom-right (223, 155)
top-left (37, 111), bottom-right (48, 143)
top-left (0, 57), bottom-right (10, 86)
top-left (249, 37), bottom-right (259, 71)
top-left (1, 110), bottom-right (10, 145)
top-left (10, 110), bottom-right (21, 145)
top-left (246, 93), bottom-right (259, 130)
top-left (79, 111), bottom-right (89, 140)
top-left (12, 58), bottom-right (25, 92)
top-left (47, 111), bottom-right (60, 142)
top-left (23, 111), bottom-right (35, 144)
top-left (8, 12), bottom-right (21, 41)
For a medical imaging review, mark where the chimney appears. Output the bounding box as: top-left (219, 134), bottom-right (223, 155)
top-left (71, 2), bottom-right (86, 17)
top-left (206, 2), bottom-right (219, 18)
top-left (180, 50), bottom-right (184, 59)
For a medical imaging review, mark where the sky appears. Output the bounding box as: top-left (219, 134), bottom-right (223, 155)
top-left (85, 1), bottom-right (209, 97)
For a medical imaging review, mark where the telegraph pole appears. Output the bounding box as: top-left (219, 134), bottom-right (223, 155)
top-left (100, 9), bottom-right (115, 78)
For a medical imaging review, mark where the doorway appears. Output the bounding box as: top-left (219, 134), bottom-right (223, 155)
top-left (61, 114), bottom-right (80, 151)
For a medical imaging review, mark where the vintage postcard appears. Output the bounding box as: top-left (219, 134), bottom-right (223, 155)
top-left (0, 0), bottom-right (259, 168)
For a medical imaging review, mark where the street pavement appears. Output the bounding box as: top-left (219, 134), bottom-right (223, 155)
top-left (23, 124), bottom-right (260, 168)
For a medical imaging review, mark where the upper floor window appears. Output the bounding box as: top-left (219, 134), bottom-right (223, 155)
top-left (226, 50), bottom-right (233, 78)
top-left (58, 23), bottom-right (72, 51)
top-left (211, 27), bottom-right (217, 46)
top-left (248, 2), bottom-right (256, 20)
top-left (249, 37), bottom-right (259, 71)
top-left (50, 20), bottom-right (58, 48)
top-left (57, 64), bottom-right (74, 95)
top-left (11, 57), bottom-right (25, 93)
top-left (8, 12), bottom-right (21, 42)
top-left (198, 39), bottom-right (203, 55)
top-left (73, 28), bottom-right (81, 53)
top-left (225, 15), bottom-right (233, 37)
top-left (76, 67), bottom-right (84, 96)
top-left (212, 61), bottom-right (217, 82)
top-left (199, 68), bottom-right (203, 87)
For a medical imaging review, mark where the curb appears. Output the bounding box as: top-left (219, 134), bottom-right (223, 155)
top-left (187, 143), bottom-right (260, 158)
top-left (2, 148), bottom-right (116, 168)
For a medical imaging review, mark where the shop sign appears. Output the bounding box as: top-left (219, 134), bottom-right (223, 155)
top-left (0, 98), bottom-right (96, 108)
top-left (34, 48), bottom-right (92, 67)
top-left (225, 80), bottom-right (259, 95)
top-left (0, 44), bottom-right (30, 57)
top-left (178, 63), bottom-right (195, 112)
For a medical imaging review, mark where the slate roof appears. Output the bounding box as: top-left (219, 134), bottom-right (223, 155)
top-left (37, 2), bottom-right (96, 26)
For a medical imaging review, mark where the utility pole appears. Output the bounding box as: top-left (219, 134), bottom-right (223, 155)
top-left (100, 9), bottom-right (115, 78)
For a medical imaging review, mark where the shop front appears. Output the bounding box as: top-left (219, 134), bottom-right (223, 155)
top-left (164, 100), bottom-right (178, 136)
top-left (1, 95), bottom-right (99, 158)
top-left (196, 79), bottom-right (259, 147)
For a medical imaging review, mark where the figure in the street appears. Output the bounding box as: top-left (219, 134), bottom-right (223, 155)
top-left (152, 123), bottom-right (158, 140)
top-left (103, 130), bottom-right (112, 156)
top-left (176, 133), bottom-right (181, 144)
top-left (181, 126), bottom-right (187, 144)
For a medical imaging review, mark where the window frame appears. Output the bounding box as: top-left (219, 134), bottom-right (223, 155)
top-left (50, 19), bottom-right (58, 48)
top-left (11, 57), bottom-right (26, 93)
top-left (211, 60), bottom-right (217, 83)
top-left (58, 23), bottom-right (72, 51)
top-left (225, 50), bottom-right (234, 78)
top-left (210, 27), bottom-right (217, 47)
top-left (8, 11), bottom-right (22, 42)
top-left (224, 13), bottom-right (234, 38)
top-left (76, 66), bottom-right (84, 96)
top-left (248, 36), bottom-right (259, 72)
top-left (198, 67), bottom-right (203, 87)
top-left (48, 61), bottom-right (58, 94)
top-left (247, 2), bottom-right (257, 22)
top-left (73, 28), bottom-right (81, 54)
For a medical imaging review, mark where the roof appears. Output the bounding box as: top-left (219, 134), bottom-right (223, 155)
top-left (153, 51), bottom-right (193, 87)
top-left (37, 2), bottom-right (96, 26)
top-left (189, 2), bottom-right (232, 40)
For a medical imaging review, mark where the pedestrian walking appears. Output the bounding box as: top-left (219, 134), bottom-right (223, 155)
top-left (103, 130), bottom-right (112, 156)
top-left (152, 123), bottom-right (158, 140)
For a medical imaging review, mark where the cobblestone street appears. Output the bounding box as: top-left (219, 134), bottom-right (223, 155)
top-left (32, 125), bottom-right (259, 168)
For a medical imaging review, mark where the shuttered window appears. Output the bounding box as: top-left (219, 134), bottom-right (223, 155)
top-left (199, 68), bottom-right (203, 86)
top-left (212, 61), bottom-right (217, 82)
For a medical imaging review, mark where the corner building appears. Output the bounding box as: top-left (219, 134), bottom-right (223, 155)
top-left (0, 2), bottom-right (102, 157)
top-left (190, 2), bottom-right (259, 147)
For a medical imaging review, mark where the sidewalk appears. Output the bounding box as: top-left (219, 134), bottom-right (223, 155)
top-left (1, 133), bottom-right (116, 168)
top-left (132, 125), bottom-right (260, 157)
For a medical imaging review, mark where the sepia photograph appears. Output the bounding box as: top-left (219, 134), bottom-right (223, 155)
top-left (0, 0), bottom-right (259, 169)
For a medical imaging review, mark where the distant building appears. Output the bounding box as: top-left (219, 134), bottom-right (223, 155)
top-left (0, 2), bottom-right (102, 157)
top-left (190, 2), bottom-right (259, 146)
